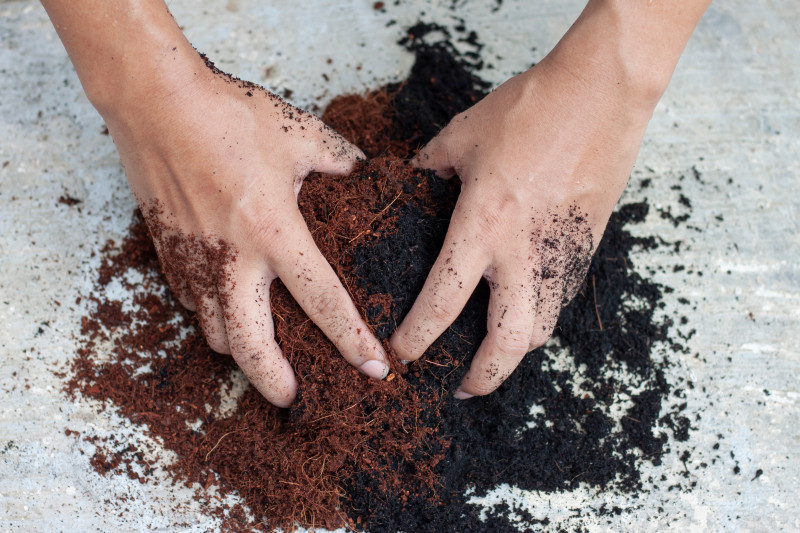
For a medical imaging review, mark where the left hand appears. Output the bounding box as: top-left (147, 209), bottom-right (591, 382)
top-left (389, 3), bottom-right (673, 397)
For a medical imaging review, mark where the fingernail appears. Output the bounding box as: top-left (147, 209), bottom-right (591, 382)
top-left (360, 360), bottom-right (390, 380)
top-left (454, 390), bottom-right (474, 400)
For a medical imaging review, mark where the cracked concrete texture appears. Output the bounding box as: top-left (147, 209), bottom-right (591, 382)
top-left (0, 0), bottom-right (798, 531)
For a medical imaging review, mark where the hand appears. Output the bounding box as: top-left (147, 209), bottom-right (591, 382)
top-left (388, 0), bottom-right (708, 398)
top-left (108, 54), bottom-right (394, 407)
top-left (42, 0), bottom-right (390, 408)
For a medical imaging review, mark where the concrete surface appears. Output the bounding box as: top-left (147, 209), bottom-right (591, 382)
top-left (1, 0), bottom-right (798, 531)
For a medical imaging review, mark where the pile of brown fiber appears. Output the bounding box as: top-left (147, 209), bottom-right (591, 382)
top-left (67, 23), bottom-right (694, 533)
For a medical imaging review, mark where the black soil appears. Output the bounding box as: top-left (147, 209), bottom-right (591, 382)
top-left (389, 22), bottom-right (490, 148)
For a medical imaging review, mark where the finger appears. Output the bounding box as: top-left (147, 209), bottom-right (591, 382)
top-left (219, 266), bottom-right (297, 408)
top-left (455, 269), bottom-right (536, 399)
top-left (390, 204), bottom-right (491, 363)
top-left (167, 273), bottom-right (195, 311)
top-left (151, 237), bottom-right (196, 311)
top-left (188, 278), bottom-right (230, 355)
top-left (270, 218), bottom-right (389, 380)
top-left (311, 123), bottom-right (366, 176)
top-left (410, 124), bottom-right (457, 179)
top-left (529, 274), bottom-right (565, 352)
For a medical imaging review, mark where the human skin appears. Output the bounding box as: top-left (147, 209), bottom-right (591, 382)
top-left (40, 0), bottom-right (390, 408)
top-left (390, 0), bottom-right (712, 398)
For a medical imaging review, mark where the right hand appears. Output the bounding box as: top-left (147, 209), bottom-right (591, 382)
top-left (99, 50), bottom-right (389, 408)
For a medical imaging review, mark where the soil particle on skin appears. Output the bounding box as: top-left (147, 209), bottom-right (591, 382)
top-left (65, 21), bottom-right (699, 533)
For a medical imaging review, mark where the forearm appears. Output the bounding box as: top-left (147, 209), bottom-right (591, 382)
top-left (41, 0), bottom-right (204, 117)
top-left (539, 0), bottom-right (711, 111)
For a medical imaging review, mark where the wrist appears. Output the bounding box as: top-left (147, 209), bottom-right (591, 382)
top-left (87, 45), bottom-right (206, 126)
top-left (46, 1), bottom-right (203, 120)
top-left (538, 0), bottom-right (708, 114)
top-left (588, 0), bottom-right (682, 102)
top-left (540, 3), bottom-right (668, 114)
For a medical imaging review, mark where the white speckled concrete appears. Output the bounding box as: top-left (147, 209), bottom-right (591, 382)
top-left (1, 1), bottom-right (798, 531)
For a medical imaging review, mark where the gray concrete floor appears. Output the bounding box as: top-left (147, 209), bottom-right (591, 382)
top-left (1, 0), bottom-right (798, 531)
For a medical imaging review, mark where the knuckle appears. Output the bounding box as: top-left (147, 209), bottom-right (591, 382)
top-left (391, 316), bottom-right (435, 361)
top-left (419, 292), bottom-right (456, 326)
top-left (470, 195), bottom-right (521, 243)
top-left (236, 200), bottom-right (288, 251)
top-left (492, 329), bottom-right (531, 358)
top-left (305, 287), bottom-right (343, 321)
top-left (472, 202), bottom-right (505, 236)
top-left (391, 334), bottom-right (418, 361)
top-left (389, 316), bottom-right (430, 361)
top-left (465, 379), bottom-right (500, 397)
top-left (390, 321), bottom-right (427, 361)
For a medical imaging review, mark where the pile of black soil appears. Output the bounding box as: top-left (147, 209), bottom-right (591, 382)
top-left (343, 23), bottom-right (693, 532)
top-left (389, 22), bottom-right (490, 147)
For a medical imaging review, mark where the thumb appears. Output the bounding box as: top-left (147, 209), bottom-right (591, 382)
top-left (411, 121), bottom-right (459, 179)
top-left (312, 123), bottom-right (366, 176)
